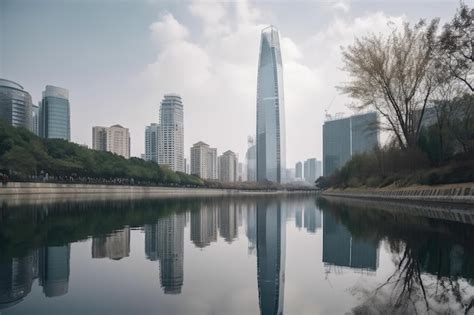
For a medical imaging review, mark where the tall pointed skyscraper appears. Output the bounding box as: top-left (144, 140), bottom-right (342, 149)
top-left (256, 26), bottom-right (286, 183)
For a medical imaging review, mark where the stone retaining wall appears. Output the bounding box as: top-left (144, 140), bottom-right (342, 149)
top-left (322, 183), bottom-right (474, 205)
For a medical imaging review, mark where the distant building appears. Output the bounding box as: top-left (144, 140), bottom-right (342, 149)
top-left (237, 162), bottom-right (245, 182)
top-left (246, 136), bottom-right (257, 182)
top-left (218, 150), bottom-right (238, 182)
top-left (92, 125), bottom-right (130, 159)
top-left (40, 85), bottom-right (70, 140)
top-left (304, 158), bottom-right (321, 183)
top-left (190, 141), bottom-right (218, 180)
top-left (295, 161), bottom-right (303, 179)
top-left (0, 78), bottom-right (33, 130)
top-left (158, 94), bottom-right (184, 172)
top-left (145, 123), bottom-right (160, 163)
top-left (323, 112), bottom-right (378, 176)
top-left (256, 26), bottom-right (286, 183)
top-left (31, 104), bottom-right (40, 135)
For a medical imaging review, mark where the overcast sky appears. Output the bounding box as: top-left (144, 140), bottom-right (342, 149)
top-left (0, 0), bottom-right (467, 167)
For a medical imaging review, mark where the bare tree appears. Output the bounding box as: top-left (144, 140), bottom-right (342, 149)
top-left (437, 2), bottom-right (474, 92)
top-left (339, 20), bottom-right (440, 150)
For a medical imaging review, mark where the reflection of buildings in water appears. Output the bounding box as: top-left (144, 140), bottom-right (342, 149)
top-left (322, 212), bottom-right (378, 271)
top-left (246, 204), bottom-right (257, 256)
top-left (295, 208), bottom-right (303, 229)
top-left (39, 245), bottom-right (71, 297)
top-left (257, 201), bottom-right (286, 315)
top-left (0, 250), bottom-right (37, 310)
top-left (303, 206), bottom-right (322, 234)
top-left (92, 228), bottom-right (130, 260)
top-left (219, 203), bottom-right (238, 243)
top-left (157, 213), bottom-right (185, 294)
top-left (144, 223), bottom-right (159, 261)
top-left (190, 205), bottom-right (218, 248)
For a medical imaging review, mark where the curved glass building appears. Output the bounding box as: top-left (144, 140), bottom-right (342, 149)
top-left (0, 79), bottom-right (32, 130)
top-left (256, 26), bottom-right (286, 183)
top-left (40, 85), bottom-right (70, 140)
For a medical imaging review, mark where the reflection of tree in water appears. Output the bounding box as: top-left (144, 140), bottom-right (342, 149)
top-left (317, 198), bottom-right (474, 314)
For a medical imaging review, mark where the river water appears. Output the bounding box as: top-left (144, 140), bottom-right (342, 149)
top-left (0, 195), bottom-right (473, 314)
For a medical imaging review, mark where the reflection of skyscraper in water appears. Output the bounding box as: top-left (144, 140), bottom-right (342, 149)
top-left (144, 224), bottom-right (159, 261)
top-left (157, 213), bottom-right (185, 294)
top-left (190, 204), bottom-right (218, 248)
top-left (92, 228), bottom-right (130, 260)
top-left (322, 212), bottom-right (378, 271)
top-left (295, 208), bottom-right (302, 229)
top-left (256, 201), bottom-right (286, 315)
top-left (39, 245), bottom-right (71, 297)
top-left (303, 206), bottom-right (322, 234)
top-left (219, 202), bottom-right (238, 243)
top-left (246, 204), bottom-right (257, 255)
top-left (0, 250), bottom-right (37, 310)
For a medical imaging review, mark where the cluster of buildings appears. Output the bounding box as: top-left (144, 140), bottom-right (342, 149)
top-left (0, 25), bottom-right (382, 185)
top-left (0, 79), bottom-right (71, 140)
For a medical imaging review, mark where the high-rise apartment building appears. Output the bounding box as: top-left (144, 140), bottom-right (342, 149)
top-left (190, 141), bottom-right (217, 180)
top-left (92, 125), bottom-right (130, 159)
top-left (0, 79), bottom-right (33, 130)
top-left (256, 26), bottom-right (286, 183)
top-left (218, 150), bottom-right (238, 182)
top-left (158, 94), bottom-right (184, 172)
top-left (145, 123), bottom-right (160, 162)
top-left (40, 85), bottom-right (70, 140)
top-left (323, 112), bottom-right (378, 176)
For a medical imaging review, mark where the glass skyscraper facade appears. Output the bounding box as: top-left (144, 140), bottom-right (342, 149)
top-left (323, 112), bottom-right (378, 176)
top-left (40, 85), bottom-right (70, 140)
top-left (159, 94), bottom-right (184, 172)
top-left (0, 79), bottom-right (33, 130)
top-left (256, 26), bottom-right (286, 183)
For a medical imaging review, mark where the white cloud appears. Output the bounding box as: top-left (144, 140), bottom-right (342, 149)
top-left (137, 1), bottom-right (406, 167)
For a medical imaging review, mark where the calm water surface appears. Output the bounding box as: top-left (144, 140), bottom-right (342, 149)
top-left (1, 196), bottom-right (473, 314)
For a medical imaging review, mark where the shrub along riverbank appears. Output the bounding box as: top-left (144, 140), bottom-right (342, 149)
top-left (0, 120), bottom-right (204, 187)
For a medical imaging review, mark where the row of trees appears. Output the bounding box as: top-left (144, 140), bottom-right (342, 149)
top-left (323, 3), bottom-right (473, 188)
top-left (0, 120), bottom-right (204, 186)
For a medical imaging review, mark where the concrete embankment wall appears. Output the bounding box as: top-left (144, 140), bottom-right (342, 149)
top-left (0, 182), bottom-right (312, 198)
top-left (322, 182), bottom-right (474, 205)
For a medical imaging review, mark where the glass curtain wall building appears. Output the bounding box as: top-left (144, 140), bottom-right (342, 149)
top-left (256, 26), bottom-right (286, 183)
top-left (0, 79), bottom-right (33, 130)
top-left (40, 85), bottom-right (70, 140)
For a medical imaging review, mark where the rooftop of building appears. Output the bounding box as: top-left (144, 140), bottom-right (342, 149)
top-left (0, 78), bottom-right (24, 91)
top-left (193, 141), bottom-right (209, 147)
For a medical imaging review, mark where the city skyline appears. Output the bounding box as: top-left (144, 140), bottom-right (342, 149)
top-left (1, 0), bottom-right (460, 166)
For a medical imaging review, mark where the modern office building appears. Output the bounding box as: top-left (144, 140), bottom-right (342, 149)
top-left (256, 26), bottom-right (286, 183)
top-left (304, 158), bottom-right (321, 183)
top-left (323, 112), bottom-right (378, 176)
top-left (190, 141), bottom-right (218, 180)
top-left (40, 85), bottom-right (70, 140)
top-left (92, 228), bottom-right (130, 260)
top-left (145, 123), bottom-right (160, 162)
top-left (246, 136), bottom-right (257, 182)
top-left (158, 94), bottom-right (184, 172)
top-left (92, 125), bottom-right (130, 159)
top-left (0, 79), bottom-right (33, 130)
top-left (31, 104), bottom-right (39, 135)
top-left (256, 200), bottom-right (286, 315)
top-left (295, 162), bottom-right (303, 179)
top-left (218, 150), bottom-right (238, 182)
top-left (39, 245), bottom-right (71, 297)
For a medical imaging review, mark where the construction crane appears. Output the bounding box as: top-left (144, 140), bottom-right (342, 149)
top-left (324, 95), bottom-right (336, 121)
